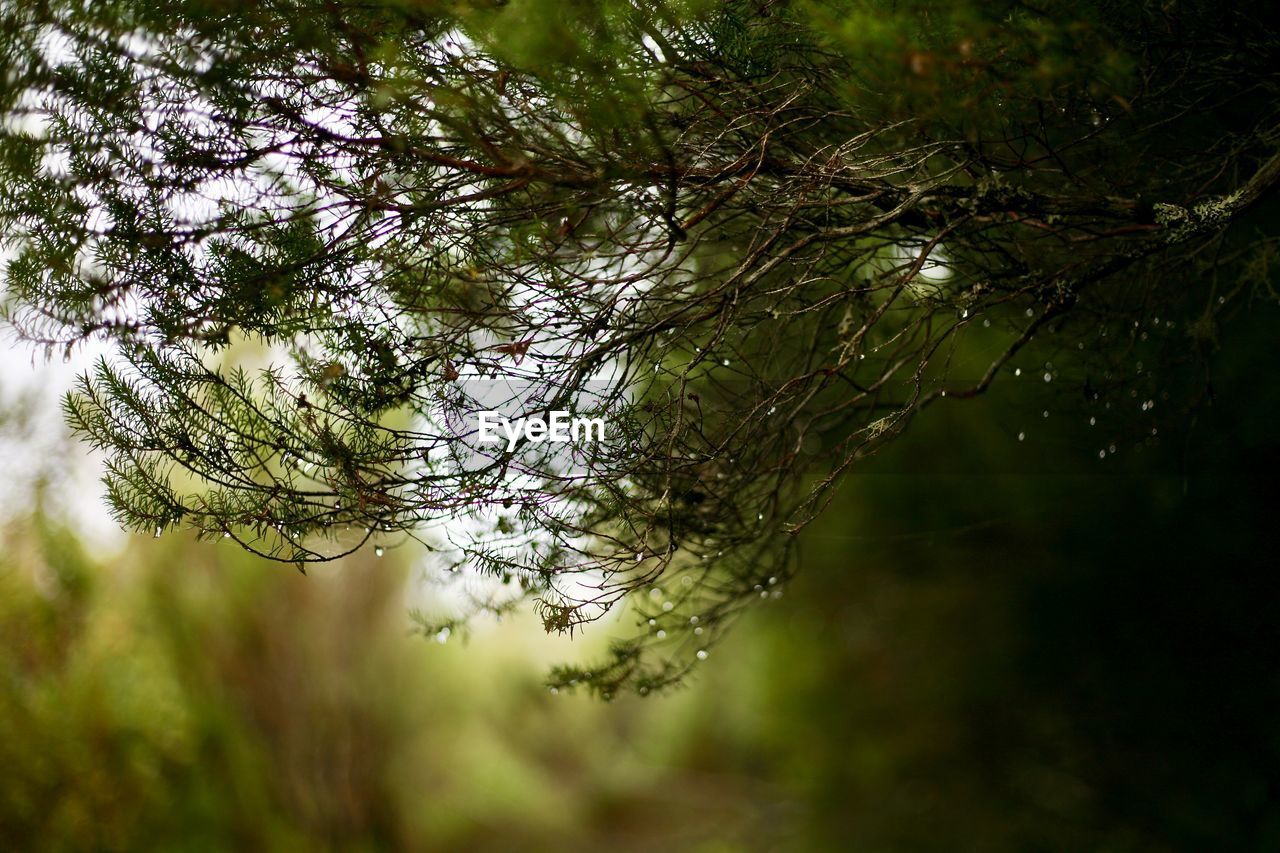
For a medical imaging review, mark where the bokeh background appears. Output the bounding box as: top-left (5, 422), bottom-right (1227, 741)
top-left (2, 300), bottom-right (1278, 851)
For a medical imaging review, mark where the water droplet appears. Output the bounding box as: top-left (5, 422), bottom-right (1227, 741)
top-left (1042, 410), bottom-right (1049, 418)
top-left (153, 527), bottom-right (162, 538)
top-left (656, 629), bottom-right (667, 639)
top-left (648, 618), bottom-right (656, 626)
top-left (1014, 368), bottom-right (1022, 377)
top-left (223, 530), bottom-right (231, 538)
top-left (689, 615), bottom-right (699, 624)
top-left (1109, 444), bottom-right (1117, 454)
top-left (983, 319), bottom-right (991, 328)
top-left (549, 686), bottom-right (559, 695)
top-left (662, 601), bottom-right (674, 612)
top-left (1089, 417), bottom-right (1096, 426)
top-left (722, 359), bottom-right (730, 367)
top-left (1043, 372), bottom-right (1052, 383)
top-left (693, 626), bottom-right (703, 636)
top-left (696, 649), bottom-right (708, 660)
top-left (435, 626), bottom-right (450, 644)
top-left (374, 546), bottom-right (385, 557)
top-left (1026, 308), bottom-right (1035, 317)
top-left (1098, 450), bottom-right (1106, 459)
top-left (1018, 432), bottom-right (1025, 441)
top-left (649, 588), bottom-right (663, 600)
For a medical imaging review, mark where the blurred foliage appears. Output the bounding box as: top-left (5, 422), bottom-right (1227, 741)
top-left (2, 298), bottom-right (1279, 850)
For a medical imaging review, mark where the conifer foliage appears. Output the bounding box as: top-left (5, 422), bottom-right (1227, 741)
top-left (3, 0), bottom-right (1279, 693)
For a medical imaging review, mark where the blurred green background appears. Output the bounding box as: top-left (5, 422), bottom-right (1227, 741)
top-left (2, 302), bottom-right (1278, 852)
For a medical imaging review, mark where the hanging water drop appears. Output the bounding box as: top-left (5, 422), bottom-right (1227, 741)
top-left (696, 649), bottom-right (708, 661)
top-left (374, 545), bottom-right (385, 557)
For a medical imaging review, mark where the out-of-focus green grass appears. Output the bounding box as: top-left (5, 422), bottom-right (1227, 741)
top-left (3, 502), bottom-right (813, 851)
